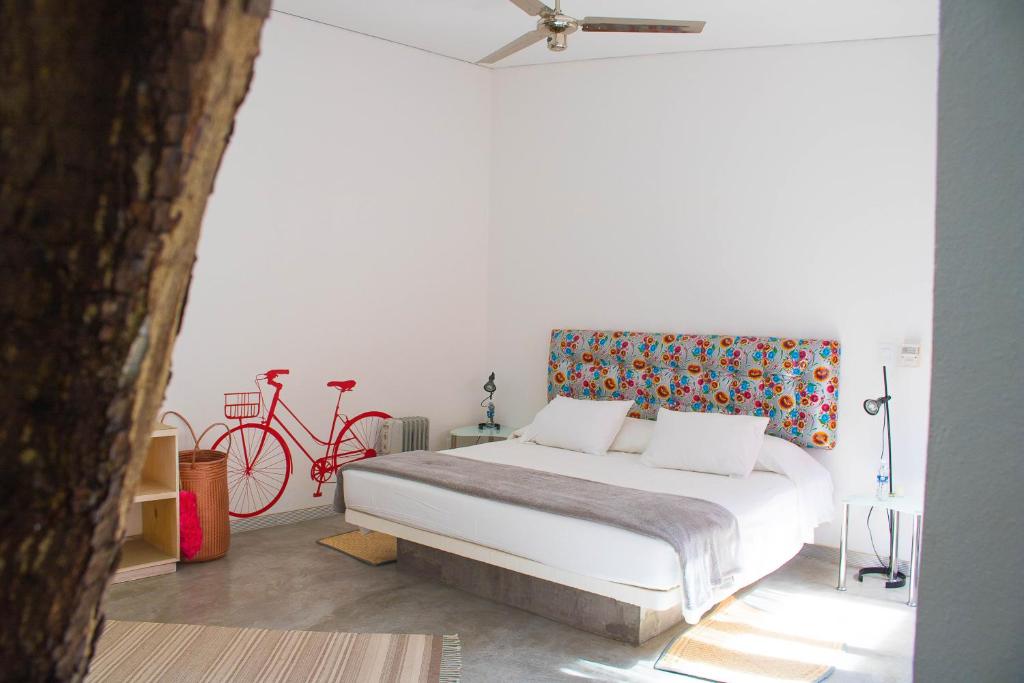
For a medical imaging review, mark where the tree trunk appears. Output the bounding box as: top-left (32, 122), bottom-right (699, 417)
top-left (0, 1), bottom-right (268, 679)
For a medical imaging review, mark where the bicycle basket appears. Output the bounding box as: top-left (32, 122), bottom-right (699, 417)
top-left (224, 392), bottom-right (261, 420)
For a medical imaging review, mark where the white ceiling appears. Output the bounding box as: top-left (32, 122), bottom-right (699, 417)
top-left (272, 0), bottom-right (938, 68)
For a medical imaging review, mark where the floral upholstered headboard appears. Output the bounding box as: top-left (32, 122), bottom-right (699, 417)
top-left (547, 329), bottom-right (841, 449)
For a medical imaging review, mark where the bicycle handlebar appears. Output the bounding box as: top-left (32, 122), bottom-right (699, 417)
top-left (262, 369), bottom-right (290, 387)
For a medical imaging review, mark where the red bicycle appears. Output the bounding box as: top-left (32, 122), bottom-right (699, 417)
top-left (213, 369), bottom-right (390, 518)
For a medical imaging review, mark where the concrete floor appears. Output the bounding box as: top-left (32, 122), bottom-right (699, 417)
top-left (106, 517), bottom-right (916, 682)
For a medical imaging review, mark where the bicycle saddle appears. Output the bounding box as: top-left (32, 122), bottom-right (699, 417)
top-left (327, 379), bottom-right (357, 391)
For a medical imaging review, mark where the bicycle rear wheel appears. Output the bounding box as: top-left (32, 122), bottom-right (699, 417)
top-left (333, 411), bottom-right (391, 467)
top-left (213, 423), bottom-right (291, 518)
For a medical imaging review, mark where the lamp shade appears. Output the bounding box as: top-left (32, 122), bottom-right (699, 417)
top-left (863, 395), bottom-right (890, 416)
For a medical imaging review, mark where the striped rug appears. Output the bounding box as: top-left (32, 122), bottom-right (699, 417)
top-left (87, 620), bottom-right (460, 683)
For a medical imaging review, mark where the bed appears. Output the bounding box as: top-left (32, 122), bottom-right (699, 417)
top-left (339, 329), bottom-right (839, 644)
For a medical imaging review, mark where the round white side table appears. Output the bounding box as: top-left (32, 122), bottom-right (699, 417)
top-left (448, 424), bottom-right (515, 449)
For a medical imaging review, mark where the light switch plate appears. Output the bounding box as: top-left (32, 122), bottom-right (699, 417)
top-left (878, 341), bottom-right (898, 366)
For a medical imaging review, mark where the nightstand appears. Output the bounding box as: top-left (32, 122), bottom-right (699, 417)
top-left (837, 494), bottom-right (924, 606)
top-left (449, 424), bottom-right (515, 449)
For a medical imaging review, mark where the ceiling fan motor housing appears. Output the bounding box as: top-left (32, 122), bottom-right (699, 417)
top-left (540, 13), bottom-right (578, 51)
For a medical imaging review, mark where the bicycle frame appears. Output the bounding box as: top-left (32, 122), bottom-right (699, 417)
top-left (238, 375), bottom-right (345, 473)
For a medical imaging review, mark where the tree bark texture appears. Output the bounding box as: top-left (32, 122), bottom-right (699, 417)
top-left (0, 1), bottom-right (268, 679)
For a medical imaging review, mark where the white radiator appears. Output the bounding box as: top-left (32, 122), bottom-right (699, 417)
top-left (380, 416), bottom-right (430, 454)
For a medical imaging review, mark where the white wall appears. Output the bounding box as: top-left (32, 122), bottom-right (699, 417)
top-left (163, 13), bottom-right (491, 513)
top-left (487, 37), bottom-right (938, 554)
top-left (916, 1), bottom-right (1024, 678)
top-left (167, 20), bottom-right (938, 553)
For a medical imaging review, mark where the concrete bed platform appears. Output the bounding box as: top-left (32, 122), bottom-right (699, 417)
top-left (397, 538), bottom-right (682, 645)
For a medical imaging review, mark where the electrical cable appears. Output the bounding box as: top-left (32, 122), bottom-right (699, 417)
top-left (867, 508), bottom-right (889, 570)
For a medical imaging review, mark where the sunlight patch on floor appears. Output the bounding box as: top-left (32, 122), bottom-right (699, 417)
top-left (740, 584), bottom-right (912, 676)
top-left (561, 582), bottom-right (913, 682)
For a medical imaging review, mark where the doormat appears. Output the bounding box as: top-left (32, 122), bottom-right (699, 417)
top-left (318, 530), bottom-right (397, 566)
top-left (655, 597), bottom-right (843, 682)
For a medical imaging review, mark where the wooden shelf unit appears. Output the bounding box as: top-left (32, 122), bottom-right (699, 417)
top-left (113, 424), bottom-right (179, 584)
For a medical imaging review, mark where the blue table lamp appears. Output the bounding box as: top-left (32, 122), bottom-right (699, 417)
top-left (478, 372), bottom-right (500, 431)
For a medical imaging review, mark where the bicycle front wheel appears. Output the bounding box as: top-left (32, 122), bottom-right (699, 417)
top-left (213, 423), bottom-right (291, 518)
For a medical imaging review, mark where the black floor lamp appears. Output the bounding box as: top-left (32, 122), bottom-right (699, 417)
top-left (864, 366), bottom-right (894, 495)
top-left (858, 365), bottom-right (906, 588)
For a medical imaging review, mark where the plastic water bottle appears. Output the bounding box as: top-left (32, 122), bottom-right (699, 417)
top-left (876, 461), bottom-right (890, 499)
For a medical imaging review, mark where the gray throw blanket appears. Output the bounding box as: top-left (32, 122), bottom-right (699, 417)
top-left (334, 451), bottom-right (740, 611)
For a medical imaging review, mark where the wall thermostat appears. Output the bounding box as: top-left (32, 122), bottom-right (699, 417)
top-left (899, 343), bottom-right (922, 367)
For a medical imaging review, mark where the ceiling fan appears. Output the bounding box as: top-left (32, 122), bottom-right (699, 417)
top-left (479, 0), bottom-right (705, 65)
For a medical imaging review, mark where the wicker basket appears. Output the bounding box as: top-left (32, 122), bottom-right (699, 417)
top-left (163, 412), bottom-right (231, 562)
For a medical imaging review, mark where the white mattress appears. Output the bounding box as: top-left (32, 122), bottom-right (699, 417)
top-left (344, 439), bottom-right (832, 613)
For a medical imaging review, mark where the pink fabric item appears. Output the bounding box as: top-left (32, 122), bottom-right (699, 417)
top-left (179, 490), bottom-right (203, 560)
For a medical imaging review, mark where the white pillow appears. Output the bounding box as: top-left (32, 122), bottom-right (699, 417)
top-left (609, 417), bottom-right (656, 453)
top-left (753, 435), bottom-right (835, 527)
top-left (520, 396), bottom-right (633, 455)
top-left (641, 408), bottom-right (769, 477)
top-left (755, 434), bottom-right (803, 474)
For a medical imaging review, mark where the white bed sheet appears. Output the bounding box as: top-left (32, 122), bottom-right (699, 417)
top-left (344, 439), bottom-right (832, 599)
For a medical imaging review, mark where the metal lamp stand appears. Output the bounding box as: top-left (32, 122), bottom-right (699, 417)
top-left (858, 366), bottom-right (906, 589)
top-left (857, 523), bottom-right (907, 588)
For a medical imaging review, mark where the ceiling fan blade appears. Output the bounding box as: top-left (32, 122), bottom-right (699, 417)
top-left (581, 17), bottom-right (705, 34)
top-left (508, 0), bottom-right (553, 17)
top-left (478, 29), bottom-right (546, 64)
